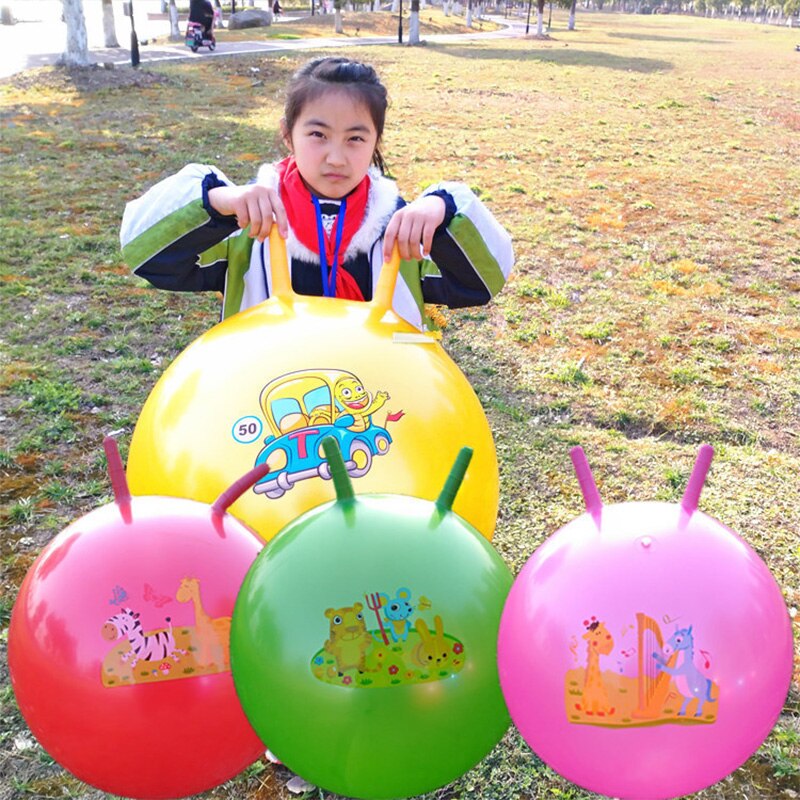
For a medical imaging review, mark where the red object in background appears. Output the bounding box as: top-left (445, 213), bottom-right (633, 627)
top-left (8, 439), bottom-right (267, 799)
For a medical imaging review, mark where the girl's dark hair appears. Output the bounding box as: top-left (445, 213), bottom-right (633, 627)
top-left (283, 57), bottom-right (389, 174)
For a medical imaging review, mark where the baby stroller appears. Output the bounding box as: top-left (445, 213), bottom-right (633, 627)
top-left (185, 20), bottom-right (216, 52)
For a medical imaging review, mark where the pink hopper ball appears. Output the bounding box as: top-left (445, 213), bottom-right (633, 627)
top-left (8, 438), bottom-right (267, 799)
top-left (497, 445), bottom-right (793, 800)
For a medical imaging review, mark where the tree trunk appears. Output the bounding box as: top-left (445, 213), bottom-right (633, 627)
top-left (536, 0), bottom-right (544, 34)
top-left (169, 0), bottom-right (181, 40)
top-left (466, 0), bottom-right (473, 25)
top-left (443, 0), bottom-right (451, 14)
top-left (61, 0), bottom-right (90, 66)
top-left (101, 0), bottom-right (119, 46)
top-left (334, 0), bottom-right (343, 31)
top-left (409, 0), bottom-right (420, 41)
top-left (391, 0), bottom-right (400, 11)
top-left (568, 0), bottom-right (577, 28)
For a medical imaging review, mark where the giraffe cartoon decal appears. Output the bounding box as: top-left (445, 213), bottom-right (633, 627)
top-left (574, 617), bottom-right (616, 718)
top-left (176, 577), bottom-right (232, 670)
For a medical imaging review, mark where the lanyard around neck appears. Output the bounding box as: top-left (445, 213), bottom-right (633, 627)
top-left (312, 195), bottom-right (347, 298)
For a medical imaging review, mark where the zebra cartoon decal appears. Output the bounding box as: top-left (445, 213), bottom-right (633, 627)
top-left (102, 608), bottom-right (186, 673)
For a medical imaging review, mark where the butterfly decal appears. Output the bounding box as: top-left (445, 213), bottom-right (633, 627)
top-left (109, 585), bottom-right (128, 606)
top-left (143, 583), bottom-right (172, 607)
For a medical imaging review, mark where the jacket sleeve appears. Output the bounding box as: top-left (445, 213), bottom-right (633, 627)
top-left (417, 182), bottom-right (514, 308)
top-left (120, 163), bottom-right (241, 293)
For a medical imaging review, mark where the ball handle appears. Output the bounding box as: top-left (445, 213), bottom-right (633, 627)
top-left (267, 228), bottom-right (402, 317)
top-left (369, 245), bottom-right (402, 320)
top-left (435, 447), bottom-right (473, 513)
top-left (681, 444), bottom-right (714, 514)
top-left (321, 437), bottom-right (355, 506)
top-left (268, 227), bottom-right (293, 300)
top-left (103, 436), bottom-right (131, 507)
top-left (569, 446), bottom-right (603, 521)
top-left (212, 463), bottom-right (271, 516)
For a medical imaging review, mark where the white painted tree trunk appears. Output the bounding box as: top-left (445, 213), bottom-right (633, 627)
top-left (568, 0), bottom-right (576, 29)
top-left (61, 0), bottom-right (90, 66)
top-left (335, 8), bottom-right (343, 31)
top-left (169, 0), bottom-right (180, 39)
top-left (443, 0), bottom-right (451, 14)
top-left (391, 0), bottom-right (400, 10)
top-left (536, 8), bottom-right (543, 34)
top-left (409, 9), bottom-right (419, 41)
top-left (101, 0), bottom-right (119, 46)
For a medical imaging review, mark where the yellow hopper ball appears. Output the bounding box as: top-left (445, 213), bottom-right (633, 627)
top-left (127, 231), bottom-right (499, 542)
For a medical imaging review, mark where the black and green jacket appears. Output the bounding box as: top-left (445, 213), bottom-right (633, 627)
top-left (120, 162), bottom-right (514, 330)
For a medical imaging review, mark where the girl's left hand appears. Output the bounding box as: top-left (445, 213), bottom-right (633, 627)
top-left (383, 195), bottom-right (446, 262)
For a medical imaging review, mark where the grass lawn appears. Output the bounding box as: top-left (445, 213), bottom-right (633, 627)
top-left (1, 7), bottom-right (798, 800)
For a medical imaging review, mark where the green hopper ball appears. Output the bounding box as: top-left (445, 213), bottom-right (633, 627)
top-left (230, 440), bottom-right (512, 800)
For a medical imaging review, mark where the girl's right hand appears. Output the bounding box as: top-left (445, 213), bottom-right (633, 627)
top-left (207, 185), bottom-right (288, 241)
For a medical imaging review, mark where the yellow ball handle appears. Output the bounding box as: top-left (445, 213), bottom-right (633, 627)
top-left (268, 227), bottom-right (400, 314)
top-left (371, 246), bottom-right (402, 314)
top-left (268, 226), bottom-right (293, 299)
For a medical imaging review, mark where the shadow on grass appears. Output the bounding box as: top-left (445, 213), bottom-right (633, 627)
top-left (606, 31), bottom-right (727, 44)
top-left (430, 43), bottom-right (673, 73)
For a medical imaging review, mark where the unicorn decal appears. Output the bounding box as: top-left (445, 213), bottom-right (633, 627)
top-left (653, 626), bottom-right (717, 717)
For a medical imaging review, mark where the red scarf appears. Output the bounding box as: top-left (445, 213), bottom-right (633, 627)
top-left (276, 156), bottom-right (370, 301)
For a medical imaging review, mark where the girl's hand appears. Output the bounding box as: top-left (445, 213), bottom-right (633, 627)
top-left (207, 184), bottom-right (288, 241)
top-left (383, 195), bottom-right (446, 262)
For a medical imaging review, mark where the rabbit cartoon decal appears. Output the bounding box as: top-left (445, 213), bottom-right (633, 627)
top-left (410, 616), bottom-right (451, 670)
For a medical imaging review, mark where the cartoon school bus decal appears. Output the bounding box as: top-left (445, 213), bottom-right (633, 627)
top-left (309, 588), bottom-right (464, 689)
top-left (101, 578), bottom-right (232, 688)
top-left (564, 612), bottom-right (719, 727)
top-left (253, 369), bottom-right (402, 499)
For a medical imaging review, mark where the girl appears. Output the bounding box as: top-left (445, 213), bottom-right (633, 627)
top-left (120, 57), bottom-right (513, 331)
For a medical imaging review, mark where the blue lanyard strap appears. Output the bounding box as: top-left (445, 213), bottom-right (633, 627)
top-left (312, 195), bottom-right (347, 298)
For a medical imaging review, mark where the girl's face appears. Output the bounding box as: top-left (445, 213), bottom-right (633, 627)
top-left (284, 89), bottom-right (379, 200)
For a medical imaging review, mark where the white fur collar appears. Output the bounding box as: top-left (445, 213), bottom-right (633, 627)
top-left (255, 163), bottom-right (399, 264)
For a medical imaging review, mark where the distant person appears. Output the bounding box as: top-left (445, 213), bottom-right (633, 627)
top-left (189, 0), bottom-right (215, 37)
top-left (273, 0), bottom-right (282, 15)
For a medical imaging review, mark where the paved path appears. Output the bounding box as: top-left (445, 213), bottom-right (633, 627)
top-left (1, 1), bottom-right (525, 78)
